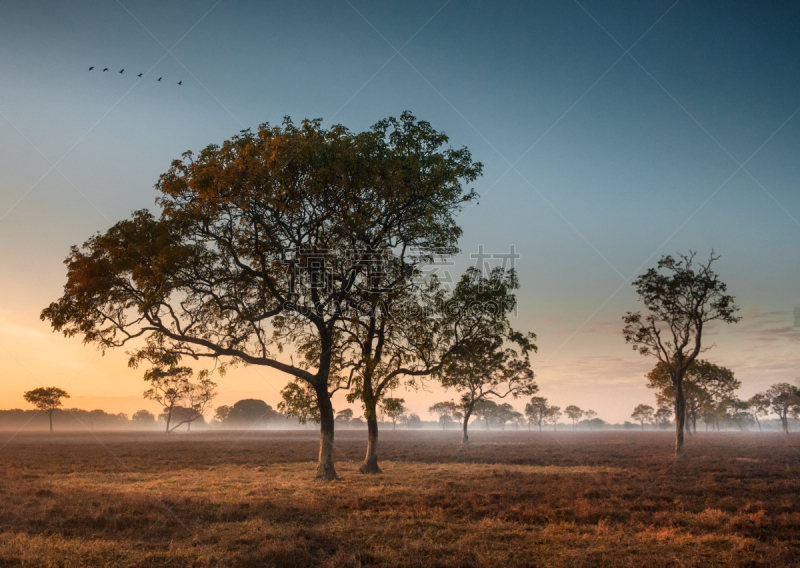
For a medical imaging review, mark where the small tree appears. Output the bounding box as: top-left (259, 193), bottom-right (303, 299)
top-left (214, 405), bottom-right (232, 423)
top-left (473, 399), bottom-right (498, 431)
top-left (623, 252), bottom-right (739, 456)
top-left (132, 409), bottom-right (156, 424)
top-left (429, 401), bottom-right (463, 431)
top-left (631, 404), bottom-right (654, 430)
top-left (766, 383), bottom-right (800, 434)
top-left (584, 409), bottom-right (597, 421)
top-left (727, 398), bottom-right (753, 431)
top-left (748, 393), bottom-right (770, 432)
top-left (546, 405), bottom-right (562, 432)
top-left (494, 403), bottom-right (521, 431)
top-left (565, 405), bottom-right (584, 431)
top-left (23, 387), bottom-right (70, 433)
top-left (438, 334), bottom-right (536, 444)
top-left (381, 398), bottom-right (406, 430)
top-left (654, 404), bottom-right (673, 430)
top-left (144, 367), bottom-right (216, 432)
top-left (524, 396), bottom-right (549, 431)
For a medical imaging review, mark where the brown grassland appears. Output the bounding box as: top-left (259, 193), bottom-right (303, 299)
top-left (0, 429), bottom-right (798, 567)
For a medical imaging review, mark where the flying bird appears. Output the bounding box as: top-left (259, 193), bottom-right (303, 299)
top-left (177, 81), bottom-right (182, 85)
top-left (137, 73), bottom-right (142, 77)
top-left (103, 68), bottom-right (108, 72)
top-left (119, 69), bottom-right (124, 74)
top-left (89, 66), bottom-right (94, 71)
top-left (157, 77), bottom-right (162, 81)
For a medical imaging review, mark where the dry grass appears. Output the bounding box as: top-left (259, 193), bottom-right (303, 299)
top-left (0, 429), bottom-right (799, 567)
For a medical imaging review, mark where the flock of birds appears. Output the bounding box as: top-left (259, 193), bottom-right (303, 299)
top-left (88, 66), bottom-right (182, 85)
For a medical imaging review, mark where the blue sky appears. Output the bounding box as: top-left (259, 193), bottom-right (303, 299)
top-left (1, 0), bottom-right (799, 421)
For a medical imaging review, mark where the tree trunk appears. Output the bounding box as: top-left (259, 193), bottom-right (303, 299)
top-left (49, 412), bottom-right (53, 433)
top-left (315, 390), bottom-right (338, 481)
top-left (165, 408), bottom-right (172, 433)
top-left (754, 415), bottom-right (761, 432)
top-left (187, 420), bottom-right (191, 432)
top-left (674, 379), bottom-right (686, 458)
top-left (461, 407), bottom-right (472, 445)
top-left (538, 421), bottom-right (542, 432)
top-left (360, 414), bottom-right (381, 474)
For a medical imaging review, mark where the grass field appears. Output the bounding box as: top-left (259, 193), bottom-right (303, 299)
top-left (1, 429), bottom-right (799, 567)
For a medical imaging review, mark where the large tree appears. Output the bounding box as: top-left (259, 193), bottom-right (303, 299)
top-left (335, 265), bottom-right (532, 472)
top-left (23, 387), bottom-right (69, 433)
top-left (623, 252), bottom-right (739, 456)
top-left (40, 113), bottom-right (480, 480)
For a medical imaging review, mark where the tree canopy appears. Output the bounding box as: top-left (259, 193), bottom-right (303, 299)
top-left (40, 112), bottom-right (482, 480)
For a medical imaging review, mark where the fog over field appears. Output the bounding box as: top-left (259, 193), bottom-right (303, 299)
top-left (2, 1), bottom-right (800, 566)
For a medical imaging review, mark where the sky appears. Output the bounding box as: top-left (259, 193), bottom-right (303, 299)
top-left (1, 0), bottom-right (799, 423)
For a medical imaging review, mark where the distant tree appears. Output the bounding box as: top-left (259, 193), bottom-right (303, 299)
top-left (351, 417), bottom-right (366, 428)
top-left (727, 398), bottom-right (754, 431)
top-left (747, 393), bottom-right (770, 432)
top-left (494, 403), bottom-right (521, 431)
top-left (473, 399), bottom-right (498, 430)
top-left (584, 409), bottom-right (597, 421)
top-left (429, 401), bottom-right (463, 431)
top-left (654, 405), bottom-right (673, 430)
top-left (581, 418), bottom-right (606, 430)
top-left (524, 396), bottom-right (549, 431)
top-left (143, 367), bottom-right (216, 432)
top-left (214, 405), bottom-right (232, 423)
top-left (647, 360), bottom-right (740, 434)
top-left (631, 404), bottom-right (654, 430)
top-left (438, 333), bottom-right (537, 444)
top-left (23, 387), bottom-right (70, 433)
top-left (132, 409), bottom-right (156, 423)
top-left (335, 408), bottom-right (354, 424)
top-left (623, 252), bottom-right (740, 456)
top-left (227, 399), bottom-right (279, 425)
top-left (565, 405), bottom-right (584, 431)
top-left (407, 413), bottom-right (422, 429)
top-left (766, 383), bottom-right (800, 434)
top-left (381, 398), bottom-right (406, 430)
top-left (546, 405), bottom-right (562, 432)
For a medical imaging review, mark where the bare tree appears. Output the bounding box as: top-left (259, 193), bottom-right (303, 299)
top-left (623, 252), bottom-right (740, 456)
